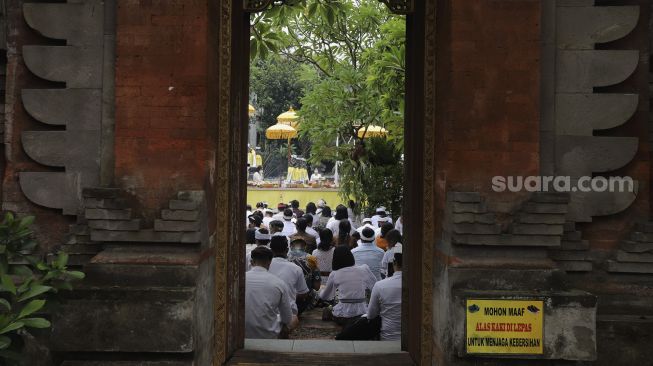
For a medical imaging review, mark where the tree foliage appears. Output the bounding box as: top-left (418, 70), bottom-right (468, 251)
top-left (251, 0), bottom-right (406, 214)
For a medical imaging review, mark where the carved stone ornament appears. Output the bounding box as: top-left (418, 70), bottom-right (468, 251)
top-left (244, 0), bottom-right (414, 14)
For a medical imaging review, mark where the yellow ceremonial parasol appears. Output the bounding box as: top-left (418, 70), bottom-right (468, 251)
top-left (248, 104), bottom-right (256, 116)
top-left (266, 123), bottom-right (298, 166)
top-left (277, 107), bottom-right (300, 128)
top-left (357, 125), bottom-right (388, 139)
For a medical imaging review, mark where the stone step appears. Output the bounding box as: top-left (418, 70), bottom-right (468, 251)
top-left (606, 260), bottom-right (653, 274)
top-left (617, 250), bottom-right (653, 263)
top-left (530, 192), bottom-right (570, 203)
top-left (85, 208), bottom-right (132, 220)
top-left (451, 212), bottom-right (496, 224)
top-left (630, 232), bottom-right (653, 243)
top-left (522, 202), bottom-right (568, 214)
top-left (154, 219), bottom-right (200, 232)
top-left (88, 219), bottom-right (141, 231)
top-left (452, 233), bottom-right (560, 247)
top-left (560, 239), bottom-right (590, 251)
top-left (512, 223), bottom-right (564, 236)
top-left (449, 192), bottom-right (481, 203)
top-left (62, 243), bottom-right (103, 254)
top-left (90, 229), bottom-right (200, 243)
top-left (515, 213), bottom-right (566, 225)
top-left (621, 240), bottom-right (653, 253)
top-left (161, 209), bottom-right (200, 221)
top-left (452, 223), bottom-right (501, 235)
top-left (451, 202), bottom-right (487, 214)
top-left (557, 261), bottom-right (593, 272)
top-left (82, 188), bottom-right (123, 199)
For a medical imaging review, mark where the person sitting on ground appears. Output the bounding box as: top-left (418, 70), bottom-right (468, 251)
top-left (319, 246), bottom-right (377, 326)
top-left (371, 207), bottom-right (393, 227)
top-left (290, 217), bottom-right (317, 253)
top-left (352, 227), bottom-right (385, 281)
top-left (269, 235), bottom-right (309, 315)
top-left (268, 220), bottom-right (285, 236)
top-left (380, 229), bottom-right (402, 278)
top-left (273, 203), bottom-right (287, 220)
top-left (367, 244), bottom-right (403, 340)
top-left (303, 214), bottom-right (321, 247)
top-left (305, 202), bottom-right (318, 227)
top-left (246, 228), bottom-right (271, 272)
top-left (290, 200), bottom-right (304, 218)
top-left (262, 208), bottom-right (274, 229)
top-left (246, 214), bottom-right (262, 245)
top-left (281, 208), bottom-right (296, 237)
top-left (246, 205), bottom-right (253, 226)
top-left (252, 166), bottom-right (264, 183)
top-left (312, 229), bottom-right (335, 275)
top-left (245, 246), bottom-right (297, 339)
top-left (375, 222), bottom-right (395, 251)
top-left (315, 205), bottom-right (331, 230)
top-left (336, 219), bottom-right (353, 247)
top-left (327, 204), bottom-right (353, 236)
top-left (288, 237), bottom-right (322, 313)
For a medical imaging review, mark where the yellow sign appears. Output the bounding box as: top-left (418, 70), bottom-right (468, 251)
top-left (466, 299), bottom-right (544, 355)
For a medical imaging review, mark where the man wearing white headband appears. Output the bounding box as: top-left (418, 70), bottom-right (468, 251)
top-left (371, 206), bottom-right (393, 228)
top-left (367, 243), bottom-right (403, 340)
top-left (351, 226), bottom-right (384, 281)
top-left (245, 228), bottom-right (271, 272)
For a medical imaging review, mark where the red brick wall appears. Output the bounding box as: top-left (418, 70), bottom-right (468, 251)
top-left (436, 0), bottom-right (541, 209)
top-left (115, 0), bottom-right (211, 216)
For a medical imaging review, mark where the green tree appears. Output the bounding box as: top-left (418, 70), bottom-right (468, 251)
top-left (251, 0), bottom-right (406, 214)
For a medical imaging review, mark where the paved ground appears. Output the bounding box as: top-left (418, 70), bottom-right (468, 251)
top-left (290, 307), bottom-right (341, 339)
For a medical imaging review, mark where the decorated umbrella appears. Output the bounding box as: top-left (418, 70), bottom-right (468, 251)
top-left (248, 104), bottom-right (256, 116)
top-left (265, 123), bottom-right (298, 168)
top-left (357, 125), bottom-right (388, 139)
top-left (277, 107), bottom-right (300, 128)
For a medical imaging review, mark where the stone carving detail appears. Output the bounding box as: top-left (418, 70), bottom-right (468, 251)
top-left (244, 0), bottom-right (414, 14)
top-left (19, 1), bottom-right (107, 215)
top-left (606, 223), bottom-right (653, 274)
top-left (553, 3), bottom-right (640, 222)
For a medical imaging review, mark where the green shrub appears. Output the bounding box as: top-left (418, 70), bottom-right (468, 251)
top-left (0, 213), bottom-right (84, 364)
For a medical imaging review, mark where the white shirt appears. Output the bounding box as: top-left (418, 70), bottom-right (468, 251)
top-left (351, 242), bottom-right (385, 281)
top-left (394, 217), bottom-right (403, 235)
top-left (262, 216), bottom-right (274, 229)
top-left (326, 218), bottom-right (355, 237)
top-left (269, 257), bottom-right (309, 314)
top-left (305, 226), bottom-right (321, 245)
top-left (253, 171), bottom-right (263, 182)
top-left (367, 271), bottom-right (402, 340)
top-left (380, 247), bottom-right (397, 277)
top-left (319, 265), bottom-right (377, 318)
top-left (245, 244), bottom-right (269, 272)
top-left (245, 266), bottom-right (294, 339)
top-left (371, 215), bottom-right (393, 228)
top-left (312, 247), bottom-right (334, 272)
top-left (281, 220), bottom-right (296, 237)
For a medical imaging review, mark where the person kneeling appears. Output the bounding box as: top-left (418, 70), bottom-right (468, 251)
top-left (366, 244), bottom-right (403, 340)
top-left (245, 246), bottom-right (298, 339)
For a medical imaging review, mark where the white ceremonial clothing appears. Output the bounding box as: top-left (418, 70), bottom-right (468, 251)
top-left (394, 217), bottom-right (403, 235)
top-left (366, 271), bottom-right (402, 341)
top-left (326, 217), bottom-right (355, 237)
top-left (380, 246), bottom-right (396, 277)
top-left (319, 265), bottom-right (377, 318)
top-left (305, 226), bottom-right (321, 245)
top-left (351, 242), bottom-right (385, 281)
top-left (245, 266), bottom-right (294, 339)
top-left (281, 220), bottom-right (296, 237)
top-left (269, 257), bottom-right (308, 314)
top-left (371, 215), bottom-right (393, 228)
